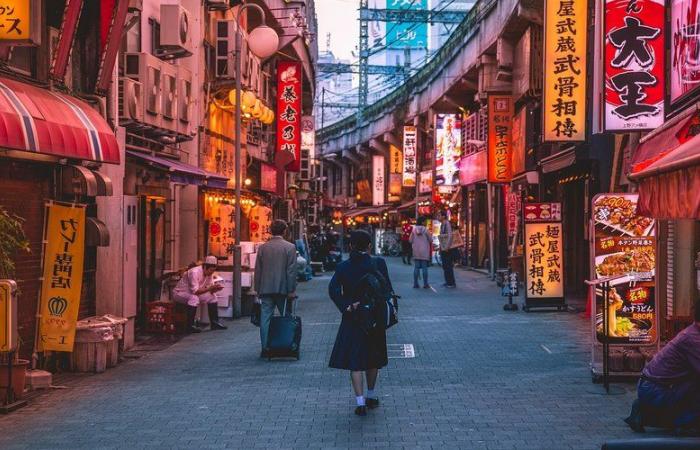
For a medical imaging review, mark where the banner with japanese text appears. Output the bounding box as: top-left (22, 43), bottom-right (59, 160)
top-left (435, 114), bottom-right (462, 186)
top-left (277, 61), bottom-right (302, 172)
top-left (389, 144), bottom-right (402, 174)
top-left (670, 0), bottom-right (700, 105)
top-left (591, 194), bottom-right (657, 345)
top-left (372, 155), bottom-right (385, 206)
top-left (402, 126), bottom-right (417, 186)
top-left (524, 203), bottom-right (564, 300)
top-left (543, 0), bottom-right (587, 141)
top-left (488, 95), bottom-right (513, 183)
top-left (0, 0), bottom-right (30, 42)
top-left (38, 203), bottom-right (86, 352)
top-left (604, 0), bottom-right (664, 130)
top-left (419, 170), bottom-right (433, 194)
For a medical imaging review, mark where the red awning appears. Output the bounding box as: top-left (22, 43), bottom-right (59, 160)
top-left (0, 77), bottom-right (119, 164)
top-left (629, 107), bottom-right (700, 219)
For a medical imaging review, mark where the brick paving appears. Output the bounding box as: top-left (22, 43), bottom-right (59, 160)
top-left (0, 258), bottom-right (654, 449)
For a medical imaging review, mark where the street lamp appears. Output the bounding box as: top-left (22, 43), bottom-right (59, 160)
top-left (232, 2), bottom-right (279, 317)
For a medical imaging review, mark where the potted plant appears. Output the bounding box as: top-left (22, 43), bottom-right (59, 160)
top-left (0, 206), bottom-right (30, 404)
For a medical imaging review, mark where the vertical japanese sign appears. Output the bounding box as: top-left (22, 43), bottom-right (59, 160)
top-left (249, 205), bottom-right (272, 243)
top-left (402, 126), bottom-right (417, 187)
top-left (372, 155), bottom-right (385, 206)
top-left (389, 144), bottom-right (403, 200)
top-left (671, 0), bottom-right (700, 104)
top-left (206, 198), bottom-right (235, 259)
top-left (543, 0), bottom-right (587, 141)
top-left (419, 170), bottom-right (433, 194)
top-left (524, 203), bottom-right (564, 299)
top-left (277, 61), bottom-right (302, 172)
top-left (38, 203), bottom-right (86, 352)
top-left (487, 95), bottom-right (513, 183)
top-left (592, 194), bottom-right (657, 344)
top-left (0, 280), bottom-right (17, 352)
top-left (435, 114), bottom-right (462, 186)
top-left (604, 0), bottom-right (664, 130)
top-left (0, 0), bottom-right (29, 41)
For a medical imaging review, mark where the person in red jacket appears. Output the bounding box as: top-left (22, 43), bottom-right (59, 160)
top-left (400, 222), bottom-right (413, 265)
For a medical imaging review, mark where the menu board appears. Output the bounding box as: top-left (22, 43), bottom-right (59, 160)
top-left (591, 194), bottom-right (657, 345)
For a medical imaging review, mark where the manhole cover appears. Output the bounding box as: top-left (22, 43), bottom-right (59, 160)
top-left (388, 344), bottom-right (415, 359)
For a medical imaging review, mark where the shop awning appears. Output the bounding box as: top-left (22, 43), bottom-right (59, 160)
top-left (0, 76), bottom-right (120, 164)
top-left (345, 205), bottom-right (390, 218)
top-left (540, 147), bottom-right (576, 173)
top-left (628, 107), bottom-right (700, 219)
top-left (126, 150), bottom-right (230, 188)
top-left (397, 196), bottom-right (431, 212)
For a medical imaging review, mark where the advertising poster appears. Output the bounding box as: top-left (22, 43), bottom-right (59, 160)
top-left (592, 194), bottom-right (657, 345)
top-left (671, 0), bottom-right (700, 104)
top-left (435, 114), bottom-right (462, 187)
top-left (402, 126), bottom-right (417, 186)
top-left (277, 61), bottom-right (302, 171)
top-left (387, 0), bottom-right (428, 49)
top-left (604, 0), bottom-right (664, 130)
top-left (487, 95), bottom-right (513, 182)
top-left (419, 170), bottom-right (433, 194)
top-left (543, 0), bottom-right (587, 141)
top-left (372, 154), bottom-right (386, 206)
top-left (38, 203), bottom-right (86, 352)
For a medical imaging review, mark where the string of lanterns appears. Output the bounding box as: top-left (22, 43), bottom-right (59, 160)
top-left (228, 89), bottom-right (275, 125)
top-left (206, 194), bottom-right (257, 207)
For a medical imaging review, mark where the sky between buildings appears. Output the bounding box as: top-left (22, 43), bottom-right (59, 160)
top-left (316, 0), bottom-right (360, 60)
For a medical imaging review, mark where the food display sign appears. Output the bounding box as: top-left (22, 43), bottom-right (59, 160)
top-left (402, 126), bottom-right (417, 187)
top-left (604, 0), bottom-right (665, 130)
top-left (524, 221), bottom-right (564, 299)
top-left (670, 0), bottom-right (700, 104)
top-left (487, 95), bottom-right (513, 183)
top-left (38, 203), bottom-right (86, 352)
top-left (591, 193), bottom-right (657, 345)
top-left (523, 202), bottom-right (562, 222)
top-left (276, 61), bottom-right (302, 172)
top-left (435, 114), bottom-right (462, 186)
top-left (543, 0), bottom-right (587, 141)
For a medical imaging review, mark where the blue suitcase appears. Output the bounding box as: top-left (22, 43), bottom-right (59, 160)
top-left (267, 299), bottom-right (301, 360)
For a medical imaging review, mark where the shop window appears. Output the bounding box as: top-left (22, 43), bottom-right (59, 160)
top-left (6, 47), bottom-right (36, 77)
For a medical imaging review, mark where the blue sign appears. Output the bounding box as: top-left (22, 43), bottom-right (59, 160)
top-left (387, 0), bottom-right (428, 49)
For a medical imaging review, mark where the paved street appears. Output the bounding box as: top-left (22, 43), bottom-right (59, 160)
top-left (1, 259), bottom-right (646, 449)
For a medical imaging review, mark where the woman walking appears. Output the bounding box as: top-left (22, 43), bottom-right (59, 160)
top-left (409, 217), bottom-right (432, 289)
top-left (328, 230), bottom-right (393, 416)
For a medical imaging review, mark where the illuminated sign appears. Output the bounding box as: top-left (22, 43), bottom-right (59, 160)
top-left (487, 95), bottom-right (513, 183)
top-left (524, 203), bottom-right (564, 300)
top-left (419, 170), bottom-right (433, 194)
top-left (670, 0), bottom-right (700, 104)
top-left (372, 155), bottom-right (385, 206)
top-left (402, 126), bottom-right (417, 186)
top-left (277, 61), bottom-right (302, 172)
top-left (435, 114), bottom-right (462, 186)
top-left (543, 0), bottom-right (587, 141)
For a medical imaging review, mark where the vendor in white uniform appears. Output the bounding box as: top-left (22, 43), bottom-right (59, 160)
top-left (173, 255), bottom-right (227, 332)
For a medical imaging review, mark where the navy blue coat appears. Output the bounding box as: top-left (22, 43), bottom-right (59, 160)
top-left (328, 251), bottom-right (393, 371)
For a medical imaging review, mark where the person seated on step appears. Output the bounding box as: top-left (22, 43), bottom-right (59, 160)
top-left (626, 299), bottom-right (700, 433)
top-left (172, 255), bottom-right (227, 333)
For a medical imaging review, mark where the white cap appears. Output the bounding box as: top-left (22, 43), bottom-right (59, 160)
top-left (204, 256), bottom-right (218, 266)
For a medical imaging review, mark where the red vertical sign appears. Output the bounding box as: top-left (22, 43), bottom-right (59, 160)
top-left (277, 61), bottom-right (302, 172)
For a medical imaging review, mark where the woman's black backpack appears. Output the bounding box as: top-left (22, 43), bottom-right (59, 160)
top-left (354, 258), bottom-right (398, 333)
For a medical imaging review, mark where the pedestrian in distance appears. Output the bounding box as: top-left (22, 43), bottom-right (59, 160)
top-left (409, 216), bottom-right (432, 289)
top-left (438, 212), bottom-right (457, 288)
top-left (400, 221), bottom-right (413, 265)
top-left (328, 230), bottom-right (393, 416)
top-left (172, 255), bottom-right (227, 333)
top-left (254, 219), bottom-right (298, 358)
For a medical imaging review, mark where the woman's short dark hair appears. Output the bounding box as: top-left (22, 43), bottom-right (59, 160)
top-left (271, 220), bottom-right (288, 236)
top-left (349, 230), bottom-right (371, 251)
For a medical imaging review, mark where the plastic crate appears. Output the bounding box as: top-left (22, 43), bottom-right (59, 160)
top-left (146, 301), bottom-right (188, 334)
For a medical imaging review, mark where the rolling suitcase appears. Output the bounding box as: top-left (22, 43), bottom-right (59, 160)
top-left (267, 298), bottom-right (301, 360)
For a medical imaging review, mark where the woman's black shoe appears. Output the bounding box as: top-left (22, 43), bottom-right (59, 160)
top-left (354, 405), bottom-right (367, 416)
top-left (366, 398), bottom-right (379, 409)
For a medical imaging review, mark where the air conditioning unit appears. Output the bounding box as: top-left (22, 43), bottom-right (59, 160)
top-left (118, 77), bottom-right (144, 126)
top-left (214, 20), bottom-right (252, 82)
top-left (158, 4), bottom-right (193, 59)
top-left (177, 66), bottom-right (193, 137)
top-left (160, 62), bottom-right (178, 131)
top-left (124, 52), bottom-right (162, 129)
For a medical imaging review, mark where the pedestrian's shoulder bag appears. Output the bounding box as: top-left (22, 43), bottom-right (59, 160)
top-left (354, 258), bottom-right (398, 333)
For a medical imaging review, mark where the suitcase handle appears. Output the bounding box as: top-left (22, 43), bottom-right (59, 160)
top-left (283, 295), bottom-right (299, 316)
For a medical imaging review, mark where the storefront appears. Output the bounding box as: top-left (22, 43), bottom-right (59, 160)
top-left (458, 151), bottom-right (489, 269)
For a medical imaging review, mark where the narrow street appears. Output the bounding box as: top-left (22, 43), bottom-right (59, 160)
top-left (0, 260), bottom-right (640, 450)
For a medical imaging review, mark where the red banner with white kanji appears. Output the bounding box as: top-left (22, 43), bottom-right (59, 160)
top-left (276, 61), bottom-right (302, 172)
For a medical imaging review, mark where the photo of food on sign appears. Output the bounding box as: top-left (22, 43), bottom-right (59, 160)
top-left (595, 284), bottom-right (656, 344)
top-left (593, 195), bottom-right (654, 237)
top-left (594, 239), bottom-right (655, 279)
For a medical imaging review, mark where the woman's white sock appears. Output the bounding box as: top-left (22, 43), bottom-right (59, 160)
top-left (356, 395), bottom-right (365, 406)
top-left (366, 389), bottom-right (376, 399)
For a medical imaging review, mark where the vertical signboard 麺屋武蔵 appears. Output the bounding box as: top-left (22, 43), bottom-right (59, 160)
top-left (402, 126), bottom-right (417, 187)
top-left (277, 61), bottom-right (302, 172)
top-left (487, 95), bottom-right (513, 183)
top-left (523, 203), bottom-right (565, 308)
top-left (591, 194), bottom-right (657, 345)
top-left (543, 0), bottom-right (587, 141)
top-left (604, 0), bottom-right (664, 130)
top-left (435, 114), bottom-right (462, 187)
top-left (38, 203), bottom-right (86, 352)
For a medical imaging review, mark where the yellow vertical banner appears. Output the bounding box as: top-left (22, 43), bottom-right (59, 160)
top-left (543, 0), bottom-right (587, 141)
top-left (1, 280), bottom-right (17, 352)
top-left (38, 203), bottom-right (86, 352)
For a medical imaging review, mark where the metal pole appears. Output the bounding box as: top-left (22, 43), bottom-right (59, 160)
top-left (487, 183), bottom-right (495, 279)
top-left (603, 281), bottom-right (610, 394)
top-left (233, 24), bottom-right (243, 319)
